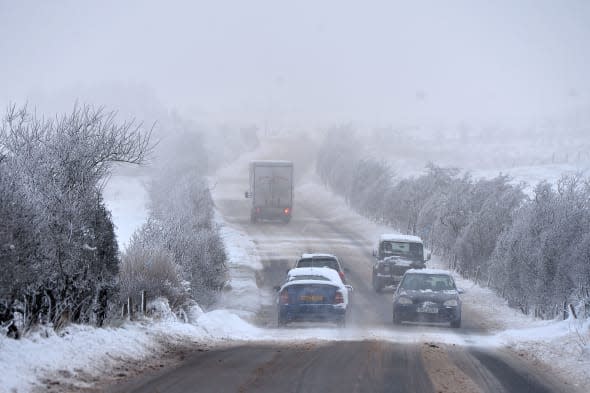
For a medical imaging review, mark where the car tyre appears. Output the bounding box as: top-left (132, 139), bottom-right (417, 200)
top-left (392, 312), bottom-right (402, 325)
top-left (277, 316), bottom-right (287, 328)
top-left (336, 316), bottom-right (346, 328)
top-left (450, 318), bottom-right (461, 329)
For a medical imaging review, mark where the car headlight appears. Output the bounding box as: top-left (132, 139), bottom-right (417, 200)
top-left (397, 296), bottom-right (413, 305)
top-left (443, 299), bottom-right (458, 307)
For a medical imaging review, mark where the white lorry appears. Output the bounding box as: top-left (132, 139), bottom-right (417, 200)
top-left (245, 160), bottom-right (294, 223)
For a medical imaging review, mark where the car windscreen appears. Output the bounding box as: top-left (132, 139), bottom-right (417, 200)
top-left (381, 241), bottom-right (423, 260)
top-left (296, 258), bottom-right (338, 270)
top-left (400, 274), bottom-right (455, 291)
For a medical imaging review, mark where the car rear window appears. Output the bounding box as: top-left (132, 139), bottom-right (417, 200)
top-left (290, 275), bottom-right (330, 282)
top-left (296, 258), bottom-right (338, 270)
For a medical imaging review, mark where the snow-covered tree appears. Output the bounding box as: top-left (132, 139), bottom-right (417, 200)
top-left (121, 124), bottom-right (227, 309)
top-left (0, 104), bottom-right (151, 330)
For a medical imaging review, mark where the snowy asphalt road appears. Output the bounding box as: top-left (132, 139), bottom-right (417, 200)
top-left (109, 342), bottom-right (560, 393)
top-left (106, 139), bottom-right (574, 393)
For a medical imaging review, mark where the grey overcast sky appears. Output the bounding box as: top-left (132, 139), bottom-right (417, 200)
top-left (1, 0), bottom-right (589, 127)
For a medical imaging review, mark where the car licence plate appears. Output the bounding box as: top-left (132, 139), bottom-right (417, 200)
top-left (300, 295), bottom-right (324, 302)
top-left (417, 305), bottom-right (438, 313)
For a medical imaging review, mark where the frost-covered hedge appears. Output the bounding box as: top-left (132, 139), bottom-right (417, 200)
top-left (0, 105), bottom-right (151, 330)
top-left (119, 126), bottom-right (228, 310)
top-left (317, 129), bottom-right (590, 318)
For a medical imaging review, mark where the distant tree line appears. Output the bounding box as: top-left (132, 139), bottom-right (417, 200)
top-left (317, 129), bottom-right (590, 318)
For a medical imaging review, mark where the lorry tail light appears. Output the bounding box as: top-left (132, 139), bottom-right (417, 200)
top-left (333, 291), bottom-right (344, 304)
top-left (279, 290), bottom-right (289, 304)
top-left (283, 207), bottom-right (290, 215)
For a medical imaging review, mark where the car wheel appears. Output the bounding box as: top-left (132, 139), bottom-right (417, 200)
top-left (336, 316), bottom-right (346, 328)
top-left (392, 312), bottom-right (401, 325)
top-left (277, 317), bottom-right (286, 327)
top-left (450, 319), bottom-right (461, 329)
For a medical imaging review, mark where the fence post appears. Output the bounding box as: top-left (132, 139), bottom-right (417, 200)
top-left (141, 291), bottom-right (146, 316)
top-left (23, 295), bottom-right (27, 329)
top-left (584, 288), bottom-right (590, 318)
top-left (127, 297), bottom-right (133, 321)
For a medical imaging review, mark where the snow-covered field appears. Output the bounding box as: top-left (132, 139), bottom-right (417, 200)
top-left (470, 162), bottom-right (590, 194)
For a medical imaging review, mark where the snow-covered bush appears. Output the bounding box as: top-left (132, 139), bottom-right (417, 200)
top-left (491, 175), bottom-right (590, 317)
top-left (0, 104), bottom-right (151, 331)
top-left (120, 123), bottom-right (228, 312)
top-left (119, 233), bottom-right (189, 309)
top-left (145, 297), bottom-right (177, 321)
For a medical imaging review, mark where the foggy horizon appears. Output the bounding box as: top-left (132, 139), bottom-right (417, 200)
top-left (1, 0), bottom-right (590, 129)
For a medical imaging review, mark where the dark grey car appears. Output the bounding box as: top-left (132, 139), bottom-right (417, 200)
top-left (392, 269), bottom-right (462, 328)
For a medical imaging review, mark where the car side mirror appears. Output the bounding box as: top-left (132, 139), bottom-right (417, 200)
top-left (457, 288), bottom-right (465, 294)
top-left (273, 285), bottom-right (281, 292)
top-left (244, 191), bottom-right (251, 198)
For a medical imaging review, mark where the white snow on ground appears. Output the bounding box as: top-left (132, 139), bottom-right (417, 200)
top-left (0, 303), bottom-right (205, 393)
top-left (213, 212), bottom-right (273, 321)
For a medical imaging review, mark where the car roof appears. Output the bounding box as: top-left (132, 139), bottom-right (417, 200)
top-left (300, 253), bottom-right (338, 259)
top-left (405, 268), bottom-right (452, 276)
top-left (379, 234), bottom-right (423, 243)
top-left (288, 267), bottom-right (343, 285)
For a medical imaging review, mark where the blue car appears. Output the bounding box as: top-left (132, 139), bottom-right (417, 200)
top-left (277, 267), bottom-right (352, 327)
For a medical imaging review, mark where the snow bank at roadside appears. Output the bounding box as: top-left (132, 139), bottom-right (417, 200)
top-left (0, 310), bottom-right (207, 392)
top-left (2, 291), bottom-right (587, 392)
top-left (214, 213), bottom-right (273, 321)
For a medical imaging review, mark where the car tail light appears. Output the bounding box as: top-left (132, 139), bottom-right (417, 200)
top-left (283, 207), bottom-right (290, 215)
top-left (339, 271), bottom-right (345, 282)
top-left (279, 290), bottom-right (289, 304)
top-left (333, 291), bottom-right (344, 304)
